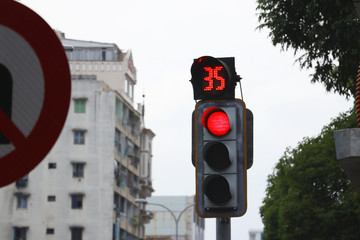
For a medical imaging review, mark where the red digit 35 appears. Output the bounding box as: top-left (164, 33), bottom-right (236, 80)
top-left (203, 66), bottom-right (225, 91)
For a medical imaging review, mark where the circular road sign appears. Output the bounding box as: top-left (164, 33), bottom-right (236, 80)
top-left (0, 1), bottom-right (71, 187)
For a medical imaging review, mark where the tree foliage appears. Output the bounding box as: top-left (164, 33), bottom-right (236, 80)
top-left (260, 109), bottom-right (360, 240)
top-left (256, 0), bottom-right (360, 98)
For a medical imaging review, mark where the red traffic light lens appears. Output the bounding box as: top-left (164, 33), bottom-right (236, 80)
top-left (201, 107), bottom-right (230, 136)
top-left (207, 111), bottom-right (230, 136)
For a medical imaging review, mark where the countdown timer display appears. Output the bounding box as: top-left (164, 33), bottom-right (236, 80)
top-left (190, 56), bottom-right (237, 100)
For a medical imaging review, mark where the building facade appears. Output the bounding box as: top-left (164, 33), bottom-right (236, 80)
top-left (0, 32), bottom-right (154, 240)
top-left (249, 230), bottom-right (263, 240)
top-left (144, 196), bottom-right (205, 240)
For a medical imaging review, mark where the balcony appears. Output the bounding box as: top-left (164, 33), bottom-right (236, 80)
top-left (138, 209), bottom-right (153, 225)
top-left (139, 179), bottom-right (154, 199)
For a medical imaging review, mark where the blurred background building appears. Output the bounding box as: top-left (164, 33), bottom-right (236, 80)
top-left (143, 196), bottom-right (204, 240)
top-left (249, 229), bottom-right (263, 240)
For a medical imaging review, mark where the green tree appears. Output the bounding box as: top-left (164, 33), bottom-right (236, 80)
top-left (256, 0), bottom-right (360, 98)
top-left (260, 109), bottom-right (360, 240)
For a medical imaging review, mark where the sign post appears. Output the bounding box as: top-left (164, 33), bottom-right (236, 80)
top-left (0, 1), bottom-right (71, 187)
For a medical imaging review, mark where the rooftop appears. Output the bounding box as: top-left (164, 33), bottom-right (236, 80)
top-left (61, 38), bottom-right (118, 49)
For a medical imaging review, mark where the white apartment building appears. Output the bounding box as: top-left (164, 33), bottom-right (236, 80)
top-left (0, 32), bottom-right (154, 240)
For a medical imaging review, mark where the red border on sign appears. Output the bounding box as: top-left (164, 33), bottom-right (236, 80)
top-left (0, 1), bottom-right (71, 187)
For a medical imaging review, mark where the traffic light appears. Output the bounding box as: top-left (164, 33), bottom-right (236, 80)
top-left (190, 56), bottom-right (241, 100)
top-left (194, 99), bottom-right (247, 218)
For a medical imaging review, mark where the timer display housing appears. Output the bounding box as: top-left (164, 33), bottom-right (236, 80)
top-left (190, 56), bottom-right (239, 100)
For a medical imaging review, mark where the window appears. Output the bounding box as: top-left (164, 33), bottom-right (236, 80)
top-left (141, 156), bottom-right (146, 176)
top-left (119, 166), bottom-right (127, 189)
top-left (102, 48), bottom-right (106, 61)
top-left (48, 163), bottom-right (57, 169)
top-left (71, 194), bottom-right (83, 209)
top-left (129, 84), bottom-right (133, 99)
top-left (73, 130), bottom-right (86, 145)
top-left (120, 196), bottom-right (126, 214)
top-left (115, 98), bottom-right (123, 125)
top-left (48, 195), bottom-right (56, 202)
top-left (120, 230), bottom-right (127, 240)
top-left (124, 76), bottom-right (134, 99)
top-left (115, 129), bottom-right (121, 154)
top-left (16, 194), bottom-right (28, 209)
top-left (13, 227), bottom-right (27, 240)
top-left (125, 78), bottom-right (129, 94)
top-left (74, 99), bottom-right (86, 113)
top-left (72, 163), bottom-right (85, 178)
top-left (71, 227), bottom-right (83, 240)
top-left (16, 175), bottom-right (28, 188)
top-left (114, 192), bottom-right (120, 212)
top-left (46, 228), bottom-right (55, 234)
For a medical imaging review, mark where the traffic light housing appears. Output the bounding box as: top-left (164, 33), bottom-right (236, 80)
top-left (190, 56), bottom-right (240, 100)
top-left (194, 99), bottom-right (247, 218)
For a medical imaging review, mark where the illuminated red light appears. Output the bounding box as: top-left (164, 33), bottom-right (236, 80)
top-left (201, 107), bottom-right (230, 136)
top-left (207, 111), bottom-right (230, 136)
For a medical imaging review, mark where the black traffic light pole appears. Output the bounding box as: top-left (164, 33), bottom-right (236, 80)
top-left (217, 217), bottom-right (231, 240)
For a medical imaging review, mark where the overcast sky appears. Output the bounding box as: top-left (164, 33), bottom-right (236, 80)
top-left (18, 0), bottom-right (354, 239)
